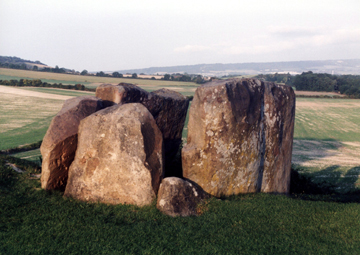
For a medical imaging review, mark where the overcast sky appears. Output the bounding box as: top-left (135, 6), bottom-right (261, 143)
top-left (1, 0), bottom-right (359, 72)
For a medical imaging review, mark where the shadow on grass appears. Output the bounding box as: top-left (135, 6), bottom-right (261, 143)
top-left (290, 165), bottom-right (360, 203)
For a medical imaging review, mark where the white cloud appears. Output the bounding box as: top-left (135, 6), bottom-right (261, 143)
top-left (218, 27), bottom-right (360, 56)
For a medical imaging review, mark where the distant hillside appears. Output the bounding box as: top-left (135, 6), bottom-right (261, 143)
top-left (0, 56), bottom-right (48, 68)
top-left (115, 59), bottom-right (360, 76)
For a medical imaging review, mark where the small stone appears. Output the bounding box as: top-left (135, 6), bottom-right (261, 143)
top-left (156, 177), bottom-right (209, 217)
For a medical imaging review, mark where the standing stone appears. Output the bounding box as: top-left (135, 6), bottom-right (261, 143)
top-left (182, 78), bottom-right (295, 197)
top-left (95, 83), bottom-right (189, 170)
top-left (142, 89), bottom-right (189, 169)
top-left (40, 96), bottom-right (104, 191)
top-left (156, 177), bottom-right (209, 217)
top-left (261, 82), bottom-right (295, 193)
top-left (64, 103), bottom-right (164, 206)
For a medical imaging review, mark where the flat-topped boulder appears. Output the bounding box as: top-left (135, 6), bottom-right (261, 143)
top-left (182, 78), bottom-right (295, 197)
top-left (64, 103), bottom-right (164, 206)
top-left (96, 83), bottom-right (189, 171)
top-left (40, 96), bottom-right (104, 191)
top-left (95, 83), bottom-right (148, 107)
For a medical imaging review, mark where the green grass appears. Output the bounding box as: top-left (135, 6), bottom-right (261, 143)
top-left (1, 162), bottom-right (360, 254)
top-left (2, 83), bottom-right (360, 253)
top-left (294, 98), bottom-right (360, 142)
top-left (0, 93), bottom-right (63, 150)
top-left (294, 165), bottom-right (360, 194)
top-left (10, 149), bottom-right (42, 165)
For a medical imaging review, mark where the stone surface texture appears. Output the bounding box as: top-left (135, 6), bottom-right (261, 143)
top-left (95, 83), bottom-right (148, 107)
top-left (96, 83), bottom-right (189, 166)
top-left (64, 103), bottom-right (163, 206)
top-left (40, 96), bottom-right (104, 191)
top-left (156, 177), bottom-right (208, 217)
top-left (182, 78), bottom-right (295, 197)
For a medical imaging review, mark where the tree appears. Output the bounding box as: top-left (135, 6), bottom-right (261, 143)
top-left (112, 72), bottom-right (123, 78)
top-left (80, 70), bottom-right (88, 75)
top-left (195, 75), bottom-right (204, 84)
top-left (96, 71), bottom-right (105, 77)
top-left (132, 73), bottom-right (137, 78)
top-left (32, 65), bottom-right (38, 71)
top-left (164, 74), bottom-right (170, 80)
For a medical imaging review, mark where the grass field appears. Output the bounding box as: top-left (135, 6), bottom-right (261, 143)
top-left (292, 98), bottom-right (360, 193)
top-left (0, 86), bottom-right (72, 150)
top-left (2, 83), bottom-right (360, 253)
top-left (1, 161), bottom-right (360, 254)
top-left (0, 68), bottom-right (198, 88)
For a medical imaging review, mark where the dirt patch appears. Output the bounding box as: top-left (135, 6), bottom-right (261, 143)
top-left (292, 140), bottom-right (360, 167)
top-left (295, 91), bottom-right (345, 97)
top-left (0, 85), bottom-right (73, 100)
top-left (296, 100), bottom-right (360, 109)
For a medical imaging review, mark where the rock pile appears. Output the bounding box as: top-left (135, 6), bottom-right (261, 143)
top-left (96, 83), bottom-right (189, 169)
top-left (40, 79), bottom-right (295, 216)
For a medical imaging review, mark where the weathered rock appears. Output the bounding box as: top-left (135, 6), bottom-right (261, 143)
top-left (40, 96), bottom-right (104, 191)
top-left (64, 103), bottom-right (164, 206)
top-left (182, 78), bottom-right (295, 197)
top-left (142, 89), bottom-right (189, 171)
top-left (96, 83), bottom-right (189, 171)
top-left (261, 82), bottom-right (296, 192)
top-left (95, 83), bottom-right (148, 107)
top-left (156, 177), bottom-right (209, 217)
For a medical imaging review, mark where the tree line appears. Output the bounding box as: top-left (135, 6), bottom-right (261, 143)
top-left (256, 72), bottom-right (360, 98)
top-left (0, 79), bottom-right (95, 92)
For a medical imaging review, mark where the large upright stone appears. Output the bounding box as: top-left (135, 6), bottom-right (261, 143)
top-left (182, 78), bottom-right (295, 197)
top-left (142, 89), bottom-right (189, 167)
top-left (96, 83), bottom-right (189, 169)
top-left (261, 82), bottom-right (295, 192)
top-left (40, 96), bottom-right (104, 191)
top-left (64, 103), bottom-right (164, 206)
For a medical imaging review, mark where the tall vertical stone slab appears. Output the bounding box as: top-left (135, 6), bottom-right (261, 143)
top-left (182, 78), bottom-right (295, 197)
top-left (182, 79), bottom-right (265, 197)
top-left (40, 96), bottom-right (104, 191)
top-left (142, 89), bottom-right (189, 167)
top-left (261, 82), bottom-right (295, 193)
top-left (64, 103), bottom-right (164, 206)
top-left (96, 84), bottom-right (189, 169)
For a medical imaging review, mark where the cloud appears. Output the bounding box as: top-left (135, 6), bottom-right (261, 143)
top-left (268, 26), bottom-right (322, 38)
top-left (220, 27), bottom-right (360, 56)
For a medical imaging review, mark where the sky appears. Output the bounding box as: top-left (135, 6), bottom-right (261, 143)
top-left (1, 0), bottom-right (360, 72)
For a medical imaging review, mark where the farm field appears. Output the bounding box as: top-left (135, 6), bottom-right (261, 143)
top-left (0, 68), bottom-right (198, 88)
top-left (293, 97), bottom-right (360, 193)
top-left (1, 84), bottom-right (360, 192)
top-left (1, 84), bottom-right (360, 254)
